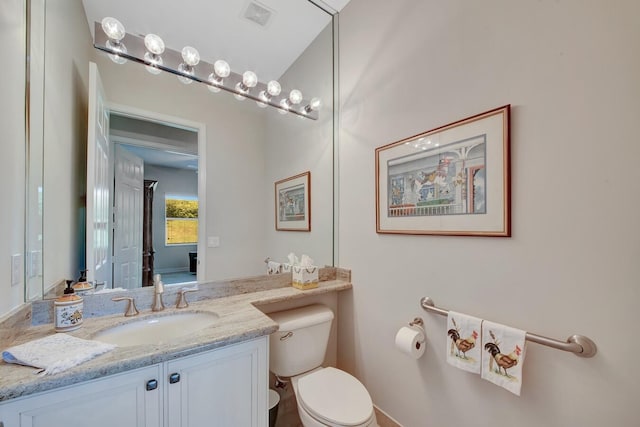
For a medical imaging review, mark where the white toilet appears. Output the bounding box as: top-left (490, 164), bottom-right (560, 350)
top-left (268, 304), bottom-right (378, 427)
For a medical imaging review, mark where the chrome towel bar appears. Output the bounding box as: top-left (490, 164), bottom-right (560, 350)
top-left (420, 297), bottom-right (597, 358)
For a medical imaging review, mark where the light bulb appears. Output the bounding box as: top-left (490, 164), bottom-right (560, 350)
top-left (181, 46), bottom-right (200, 66)
top-left (308, 97), bottom-right (322, 111)
top-left (256, 80), bottom-right (281, 108)
top-left (303, 97), bottom-right (322, 114)
top-left (144, 52), bottom-right (162, 75)
top-left (144, 34), bottom-right (164, 55)
top-left (267, 80), bottom-right (281, 97)
top-left (101, 17), bottom-right (125, 41)
top-left (242, 71), bottom-right (258, 88)
top-left (213, 60), bottom-right (230, 78)
top-left (289, 89), bottom-right (303, 105)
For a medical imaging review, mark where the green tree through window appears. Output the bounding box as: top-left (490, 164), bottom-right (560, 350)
top-left (165, 196), bottom-right (198, 245)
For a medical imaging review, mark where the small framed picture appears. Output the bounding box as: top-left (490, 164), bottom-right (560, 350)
top-left (376, 105), bottom-right (511, 236)
top-left (275, 171), bottom-right (311, 231)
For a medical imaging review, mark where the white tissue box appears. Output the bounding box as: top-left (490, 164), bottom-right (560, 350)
top-left (292, 266), bottom-right (319, 290)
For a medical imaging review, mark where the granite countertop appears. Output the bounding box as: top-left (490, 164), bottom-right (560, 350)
top-left (0, 278), bottom-right (351, 402)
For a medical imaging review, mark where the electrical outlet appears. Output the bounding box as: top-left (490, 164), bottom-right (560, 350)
top-left (207, 236), bottom-right (220, 248)
top-left (11, 254), bottom-right (22, 287)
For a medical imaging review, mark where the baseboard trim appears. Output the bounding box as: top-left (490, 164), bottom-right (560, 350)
top-left (155, 267), bottom-right (189, 274)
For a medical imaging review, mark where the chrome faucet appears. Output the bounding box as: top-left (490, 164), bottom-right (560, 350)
top-left (152, 274), bottom-right (165, 312)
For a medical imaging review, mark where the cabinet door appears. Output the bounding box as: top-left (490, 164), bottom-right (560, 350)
top-left (166, 336), bottom-right (268, 427)
top-left (0, 364), bottom-right (162, 427)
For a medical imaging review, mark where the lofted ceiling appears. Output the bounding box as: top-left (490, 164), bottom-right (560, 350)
top-left (82, 0), bottom-right (350, 82)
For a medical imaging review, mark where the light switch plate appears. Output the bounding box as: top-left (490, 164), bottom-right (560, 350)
top-left (207, 236), bottom-right (220, 248)
top-left (11, 253), bottom-right (22, 287)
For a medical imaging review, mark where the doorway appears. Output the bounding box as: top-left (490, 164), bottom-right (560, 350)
top-left (109, 111), bottom-right (205, 288)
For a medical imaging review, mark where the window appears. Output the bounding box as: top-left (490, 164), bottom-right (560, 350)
top-left (165, 195), bottom-right (198, 245)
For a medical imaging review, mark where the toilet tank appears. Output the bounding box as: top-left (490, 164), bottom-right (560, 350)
top-left (268, 304), bottom-right (334, 377)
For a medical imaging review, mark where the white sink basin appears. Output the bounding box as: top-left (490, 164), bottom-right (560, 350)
top-left (93, 311), bottom-right (219, 347)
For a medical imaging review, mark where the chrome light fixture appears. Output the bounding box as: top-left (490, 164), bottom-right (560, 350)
top-left (303, 97), bottom-right (322, 114)
top-left (257, 80), bottom-right (281, 107)
top-left (207, 59), bottom-right (231, 93)
top-left (94, 17), bottom-right (320, 120)
top-left (234, 71), bottom-right (258, 100)
top-left (101, 17), bottom-right (127, 64)
top-left (177, 46), bottom-right (200, 85)
top-left (143, 33), bottom-right (164, 75)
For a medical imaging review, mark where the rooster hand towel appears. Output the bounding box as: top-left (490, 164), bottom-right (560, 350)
top-left (481, 320), bottom-right (527, 395)
top-left (446, 311), bottom-right (482, 374)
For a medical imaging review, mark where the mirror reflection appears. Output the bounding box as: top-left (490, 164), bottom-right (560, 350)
top-left (29, 0), bottom-right (336, 299)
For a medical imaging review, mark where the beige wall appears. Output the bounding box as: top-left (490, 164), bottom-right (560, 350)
top-left (264, 22), bottom-right (335, 267)
top-left (42, 0), bottom-right (92, 291)
top-left (337, 1), bottom-right (640, 426)
top-left (0, 0), bottom-right (26, 316)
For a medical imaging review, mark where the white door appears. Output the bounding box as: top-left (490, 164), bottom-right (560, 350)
top-left (113, 145), bottom-right (144, 289)
top-left (86, 62), bottom-right (111, 287)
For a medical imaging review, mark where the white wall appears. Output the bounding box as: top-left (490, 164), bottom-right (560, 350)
top-left (0, 0), bottom-right (26, 316)
top-left (337, 1), bottom-right (640, 426)
top-left (144, 164), bottom-right (197, 272)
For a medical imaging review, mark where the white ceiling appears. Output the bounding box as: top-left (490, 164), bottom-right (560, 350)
top-left (82, 0), bottom-right (350, 81)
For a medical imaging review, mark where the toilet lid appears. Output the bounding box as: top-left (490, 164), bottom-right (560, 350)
top-left (297, 367), bottom-right (373, 426)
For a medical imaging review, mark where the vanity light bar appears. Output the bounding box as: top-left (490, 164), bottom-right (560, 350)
top-left (93, 21), bottom-right (319, 120)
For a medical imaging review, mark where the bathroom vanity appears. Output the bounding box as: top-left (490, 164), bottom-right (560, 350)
top-left (0, 337), bottom-right (267, 426)
top-left (0, 270), bottom-right (352, 427)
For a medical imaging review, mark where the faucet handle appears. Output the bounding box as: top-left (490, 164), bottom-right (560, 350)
top-left (176, 287), bottom-right (198, 309)
top-left (112, 297), bottom-right (139, 317)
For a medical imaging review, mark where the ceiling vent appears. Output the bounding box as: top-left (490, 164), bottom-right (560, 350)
top-left (243, 1), bottom-right (274, 28)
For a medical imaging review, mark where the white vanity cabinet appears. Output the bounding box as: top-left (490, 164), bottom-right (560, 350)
top-left (165, 336), bottom-right (268, 427)
top-left (0, 336), bottom-right (268, 427)
top-left (0, 364), bottom-right (162, 426)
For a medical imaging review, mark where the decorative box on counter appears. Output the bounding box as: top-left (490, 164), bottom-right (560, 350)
top-left (292, 265), bottom-right (319, 290)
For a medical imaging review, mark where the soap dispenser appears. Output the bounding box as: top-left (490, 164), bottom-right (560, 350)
top-left (54, 280), bottom-right (84, 332)
top-left (72, 269), bottom-right (94, 296)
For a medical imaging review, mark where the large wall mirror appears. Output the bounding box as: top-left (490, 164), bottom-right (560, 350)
top-left (26, 0), bottom-right (339, 300)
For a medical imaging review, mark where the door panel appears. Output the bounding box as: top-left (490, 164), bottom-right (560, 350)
top-left (86, 62), bottom-right (111, 287)
top-left (113, 145), bottom-right (144, 289)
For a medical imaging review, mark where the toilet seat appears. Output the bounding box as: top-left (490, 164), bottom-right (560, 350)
top-left (297, 367), bottom-right (374, 426)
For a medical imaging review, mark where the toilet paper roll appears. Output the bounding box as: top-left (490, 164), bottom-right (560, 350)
top-left (395, 326), bottom-right (426, 359)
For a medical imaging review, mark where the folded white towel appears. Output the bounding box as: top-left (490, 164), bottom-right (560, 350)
top-left (481, 320), bottom-right (527, 396)
top-left (446, 311), bottom-right (482, 374)
top-left (2, 333), bottom-right (116, 376)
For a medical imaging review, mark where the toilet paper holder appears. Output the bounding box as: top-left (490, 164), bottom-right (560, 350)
top-left (409, 317), bottom-right (424, 328)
